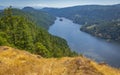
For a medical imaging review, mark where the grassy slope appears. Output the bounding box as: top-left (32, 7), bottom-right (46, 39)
top-left (0, 46), bottom-right (120, 75)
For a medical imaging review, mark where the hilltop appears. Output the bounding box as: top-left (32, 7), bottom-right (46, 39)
top-left (0, 46), bottom-right (120, 75)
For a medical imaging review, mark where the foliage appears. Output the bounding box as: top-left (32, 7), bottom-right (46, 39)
top-left (0, 7), bottom-right (77, 57)
top-left (42, 4), bottom-right (120, 25)
top-left (80, 20), bottom-right (120, 41)
top-left (22, 7), bottom-right (56, 30)
top-left (0, 7), bottom-right (56, 30)
top-left (34, 42), bottom-right (51, 57)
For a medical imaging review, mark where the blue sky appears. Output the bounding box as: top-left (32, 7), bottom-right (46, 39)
top-left (0, 0), bottom-right (120, 8)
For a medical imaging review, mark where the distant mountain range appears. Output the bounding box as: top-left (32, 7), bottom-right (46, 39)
top-left (0, 6), bottom-right (43, 10)
top-left (41, 4), bottom-right (120, 25)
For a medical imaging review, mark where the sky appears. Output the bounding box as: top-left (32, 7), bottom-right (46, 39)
top-left (0, 0), bottom-right (120, 8)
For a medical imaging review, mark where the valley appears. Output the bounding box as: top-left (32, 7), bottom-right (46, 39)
top-left (42, 4), bottom-right (120, 41)
top-left (0, 2), bottom-right (120, 74)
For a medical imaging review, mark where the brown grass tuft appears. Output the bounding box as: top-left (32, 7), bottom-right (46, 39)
top-left (0, 46), bottom-right (120, 75)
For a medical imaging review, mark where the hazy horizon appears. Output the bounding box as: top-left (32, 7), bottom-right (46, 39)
top-left (0, 0), bottom-right (120, 8)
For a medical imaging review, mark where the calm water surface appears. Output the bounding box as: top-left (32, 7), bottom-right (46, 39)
top-left (49, 17), bottom-right (120, 67)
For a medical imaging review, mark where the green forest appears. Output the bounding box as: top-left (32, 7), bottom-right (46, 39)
top-left (0, 7), bottom-right (56, 30)
top-left (80, 20), bottom-right (120, 41)
top-left (0, 7), bottom-right (77, 57)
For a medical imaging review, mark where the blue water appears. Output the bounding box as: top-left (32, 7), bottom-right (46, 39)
top-left (49, 17), bottom-right (120, 67)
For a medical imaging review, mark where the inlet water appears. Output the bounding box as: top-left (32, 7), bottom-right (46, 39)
top-left (49, 17), bottom-right (120, 67)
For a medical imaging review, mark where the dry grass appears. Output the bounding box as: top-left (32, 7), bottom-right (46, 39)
top-left (0, 46), bottom-right (120, 75)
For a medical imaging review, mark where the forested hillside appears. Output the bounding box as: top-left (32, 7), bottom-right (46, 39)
top-left (81, 20), bottom-right (120, 41)
top-left (42, 4), bottom-right (120, 25)
top-left (0, 7), bottom-right (77, 57)
top-left (22, 7), bottom-right (56, 30)
top-left (0, 7), bottom-right (56, 30)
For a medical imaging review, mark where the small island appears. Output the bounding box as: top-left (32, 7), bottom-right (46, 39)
top-left (59, 18), bottom-right (63, 21)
